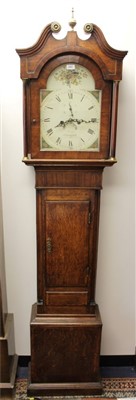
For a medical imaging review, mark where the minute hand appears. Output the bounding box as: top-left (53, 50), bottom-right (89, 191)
top-left (74, 118), bottom-right (98, 124)
top-left (55, 118), bottom-right (98, 128)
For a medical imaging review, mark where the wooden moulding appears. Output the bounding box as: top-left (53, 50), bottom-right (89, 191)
top-left (35, 166), bottom-right (104, 190)
top-left (0, 314), bottom-right (18, 394)
top-left (27, 377), bottom-right (102, 397)
top-left (16, 24), bottom-right (127, 81)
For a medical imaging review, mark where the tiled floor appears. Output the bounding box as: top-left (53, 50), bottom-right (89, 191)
top-left (1, 366), bottom-right (135, 400)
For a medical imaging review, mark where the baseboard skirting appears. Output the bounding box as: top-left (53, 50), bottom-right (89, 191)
top-left (18, 354), bottom-right (136, 368)
top-left (100, 355), bottom-right (136, 367)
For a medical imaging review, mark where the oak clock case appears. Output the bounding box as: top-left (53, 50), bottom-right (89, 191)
top-left (16, 21), bottom-right (127, 396)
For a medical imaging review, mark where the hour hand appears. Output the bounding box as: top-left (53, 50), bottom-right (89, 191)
top-left (55, 120), bottom-right (66, 128)
top-left (55, 118), bottom-right (75, 127)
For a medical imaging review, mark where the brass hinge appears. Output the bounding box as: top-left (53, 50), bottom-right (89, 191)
top-left (88, 212), bottom-right (91, 224)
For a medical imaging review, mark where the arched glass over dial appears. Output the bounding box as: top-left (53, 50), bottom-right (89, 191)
top-left (40, 64), bottom-right (101, 151)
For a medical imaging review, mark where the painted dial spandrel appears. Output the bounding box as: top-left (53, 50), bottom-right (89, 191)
top-left (40, 64), bottom-right (101, 151)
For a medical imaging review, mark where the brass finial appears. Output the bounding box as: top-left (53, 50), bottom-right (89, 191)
top-left (51, 22), bottom-right (61, 33)
top-left (69, 8), bottom-right (77, 30)
top-left (84, 23), bottom-right (93, 33)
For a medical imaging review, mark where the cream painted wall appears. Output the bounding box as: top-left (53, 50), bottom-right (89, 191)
top-left (1, 0), bottom-right (135, 355)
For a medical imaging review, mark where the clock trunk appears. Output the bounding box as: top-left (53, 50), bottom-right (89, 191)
top-left (27, 166), bottom-right (103, 395)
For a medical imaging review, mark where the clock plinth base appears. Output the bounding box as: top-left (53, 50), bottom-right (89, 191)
top-left (27, 370), bottom-right (102, 397)
top-left (28, 303), bottom-right (102, 396)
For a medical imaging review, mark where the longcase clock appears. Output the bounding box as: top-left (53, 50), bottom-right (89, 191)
top-left (16, 16), bottom-right (127, 396)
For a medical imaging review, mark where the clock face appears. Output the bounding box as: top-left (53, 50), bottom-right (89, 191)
top-left (40, 64), bottom-right (101, 152)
